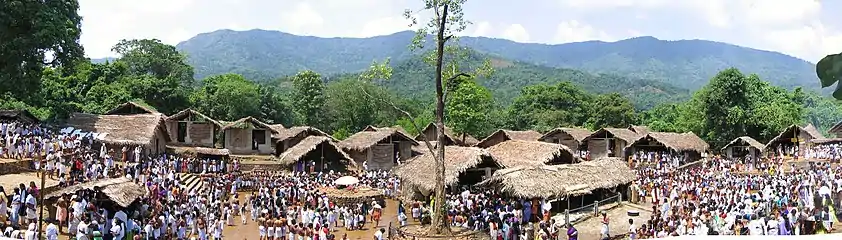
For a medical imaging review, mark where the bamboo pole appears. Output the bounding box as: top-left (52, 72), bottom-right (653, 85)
top-left (38, 154), bottom-right (45, 237)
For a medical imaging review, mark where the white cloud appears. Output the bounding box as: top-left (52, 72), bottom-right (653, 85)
top-left (502, 24), bottom-right (530, 42)
top-left (359, 17), bottom-right (413, 37)
top-left (762, 21), bottom-right (842, 62)
top-left (470, 21), bottom-right (492, 37)
top-left (279, 2), bottom-right (325, 36)
top-left (553, 20), bottom-right (613, 43)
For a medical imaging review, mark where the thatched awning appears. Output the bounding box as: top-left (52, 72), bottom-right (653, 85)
top-left (46, 178), bottom-right (146, 207)
top-left (167, 146), bottom-right (230, 156)
top-left (414, 123), bottom-right (479, 146)
top-left (278, 136), bottom-right (352, 165)
top-left (629, 125), bottom-right (652, 135)
top-left (584, 128), bottom-right (642, 143)
top-left (721, 136), bottom-right (765, 151)
top-left (363, 125), bottom-right (412, 137)
top-left (220, 116), bottom-right (278, 133)
top-left (481, 157), bottom-right (635, 198)
top-left (627, 132), bottom-right (709, 153)
top-left (166, 108), bottom-right (222, 127)
top-left (0, 109), bottom-right (39, 123)
top-left (394, 146), bottom-right (499, 191)
top-left (104, 101), bottom-right (160, 115)
top-left (539, 127), bottom-right (592, 143)
top-left (765, 124), bottom-right (826, 150)
top-left (810, 138), bottom-right (842, 144)
top-left (273, 126), bottom-right (333, 142)
top-left (66, 113), bottom-right (170, 146)
top-left (487, 140), bottom-right (574, 167)
top-left (411, 141), bottom-right (439, 154)
top-left (340, 128), bottom-right (418, 152)
top-left (475, 129), bottom-right (543, 148)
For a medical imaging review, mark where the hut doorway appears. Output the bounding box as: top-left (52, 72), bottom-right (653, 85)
top-left (177, 122), bottom-right (187, 143)
top-left (457, 160), bottom-right (498, 186)
top-left (293, 143), bottom-right (350, 173)
top-left (252, 130), bottom-right (266, 150)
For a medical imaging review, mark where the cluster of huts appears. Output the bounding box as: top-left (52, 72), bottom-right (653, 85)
top-left (8, 102), bottom-right (840, 205)
top-left (720, 123), bottom-right (840, 159)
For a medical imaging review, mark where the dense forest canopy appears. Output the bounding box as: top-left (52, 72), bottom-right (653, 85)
top-left (3, 0), bottom-right (842, 150)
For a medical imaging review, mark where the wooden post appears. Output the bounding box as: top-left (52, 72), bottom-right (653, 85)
top-left (38, 154), bottom-right (45, 236)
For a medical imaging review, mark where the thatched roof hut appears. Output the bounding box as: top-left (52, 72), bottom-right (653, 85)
top-left (220, 116), bottom-right (278, 133)
top-left (166, 146), bottom-right (230, 156)
top-left (104, 101), bottom-right (160, 115)
top-left (46, 178), bottom-right (146, 207)
top-left (0, 109), bottom-right (39, 123)
top-left (626, 132), bottom-right (710, 154)
top-left (166, 108), bottom-right (222, 127)
top-left (274, 126), bottom-right (333, 143)
top-left (278, 136), bottom-right (352, 167)
top-left (415, 123), bottom-right (479, 146)
top-left (340, 128), bottom-right (418, 152)
top-left (475, 129), bottom-right (543, 148)
top-left (394, 146), bottom-right (500, 192)
top-left (481, 157), bottom-right (636, 198)
top-left (584, 128), bottom-right (642, 143)
top-left (487, 140), bottom-right (574, 167)
top-left (539, 127), bottom-right (592, 151)
top-left (722, 136), bottom-right (765, 151)
top-left (810, 138), bottom-right (842, 145)
top-left (66, 113), bottom-right (170, 146)
top-left (765, 124), bottom-right (826, 150)
top-left (629, 125), bottom-right (652, 135)
top-left (363, 125), bottom-right (411, 137)
top-left (583, 128), bottom-right (642, 159)
top-left (268, 124), bottom-right (286, 133)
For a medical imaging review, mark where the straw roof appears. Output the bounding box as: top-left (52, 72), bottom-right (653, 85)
top-left (46, 177), bottom-right (146, 207)
top-left (268, 124), bottom-right (286, 133)
top-left (830, 120), bottom-right (842, 134)
top-left (278, 136), bottom-right (352, 166)
top-left (487, 140), bottom-right (574, 167)
top-left (811, 138), bottom-right (842, 144)
top-left (721, 136), bottom-right (765, 151)
top-left (66, 113), bottom-right (170, 146)
top-left (394, 146), bottom-right (499, 191)
top-left (0, 109), bottom-right (39, 123)
top-left (629, 125), bottom-right (652, 135)
top-left (627, 132), bottom-right (709, 153)
top-left (362, 125), bottom-right (411, 137)
top-left (340, 128), bottom-right (418, 151)
top-left (104, 101), bottom-right (159, 115)
top-left (415, 123), bottom-right (479, 146)
top-left (411, 141), bottom-right (439, 154)
top-left (167, 146), bottom-right (231, 156)
top-left (166, 108), bottom-right (222, 127)
top-left (538, 127), bottom-right (592, 143)
top-left (481, 157), bottom-right (636, 198)
top-left (220, 116), bottom-right (278, 132)
top-left (475, 129), bottom-right (543, 148)
top-left (273, 126), bottom-right (333, 142)
top-left (584, 128), bottom-right (642, 143)
top-left (765, 124), bottom-right (826, 149)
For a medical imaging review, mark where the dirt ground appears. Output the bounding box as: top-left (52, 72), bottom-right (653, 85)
top-left (0, 172), bottom-right (59, 193)
top-left (564, 204), bottom-right (651, 240)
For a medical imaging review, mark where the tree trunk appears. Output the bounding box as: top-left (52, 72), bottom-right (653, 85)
top-left (428, 3), bottom-right (452, 236)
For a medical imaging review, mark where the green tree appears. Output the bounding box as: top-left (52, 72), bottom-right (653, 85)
top-left (111, 39), bottom-right (194, 113)
top-left (257, 85), bottom-right (295, 126)
top-left (508, 82), bottom-right (592, 132)
top-left (0, 0), bottom-right (85, 102)
top-left (326, 79), bottom-right (392, 132)
top-left (191, 74), bottom-right (261, 120)
top-left (586, 93), bottom-right (636, 129)
top-left (446, 76), bottom-right (494, 138)
top-left (291, 70), bottom-right (327, 128)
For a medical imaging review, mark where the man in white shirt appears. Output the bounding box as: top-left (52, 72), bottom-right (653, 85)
top-left (45, 219), bottom-right (58, 240)
top-left (24, 191), bottom-right (36, 224)
top-left (374, 228), bottom-right (384, 240)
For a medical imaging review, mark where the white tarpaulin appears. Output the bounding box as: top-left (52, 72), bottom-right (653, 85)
top-left (334, 176), bottom-right (360, 186)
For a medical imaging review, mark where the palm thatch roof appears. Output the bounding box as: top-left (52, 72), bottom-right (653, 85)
top-left (583, 128), bottom-right (642, 143)
top-left (810, 138), bottom-right (842, 144)
top-left (626, 132), bottom-right (709, 153)
top-left (46, 178), bottom-right (146, 207)
top-left (277, 136), bottom-right (352, 166)
top-left (166, 108), bottom-right (222, 127)
top-left (538, 127), bottom-right (592, 143)
top-left (475, 129), bottom-right (543, 148)
top-left (220, 116), bottom-right (278, 133)
top-left (765, 124), bottom-right (827, 149)
top-left (0, 109), bottom-right (39, 123)
top-left (66, 113), bottom-right (170, 146)
top-left (167, 145), bottom-right (230, 156)
top-left (487, 140), bottom-right (574, 167)
top-left (721, 136), bottom-right (765, 151)
top-left (394, 146), bottom-right (499, 191)
top-left (411, 141), bottom-right (439, 154)
top-left (481, 157), bottom-right (636, 198)
top-left (415, 123), bottom-right (479, 146)
top-left (104, 101), bottom-right (160, 115)
top-left (629, 125), bottom-right (652, 135)
top-left (829, 120), bottom-right (842, 134)
top-left (268, 124), bottom-right (286, 133)
top-left (340, 128), bottom-right (418, 151)
top-left (273, 126), bottom-right (333, 142)
top-left (362, 125), bottom-right (411, 137)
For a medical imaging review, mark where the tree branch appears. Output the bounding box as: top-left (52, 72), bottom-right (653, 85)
top-left (444, 35), bottom-right (453, 42)
top-left (358, 85), bottom-right (439, 161)
top-left (442, 72), bottom-right (471, 104)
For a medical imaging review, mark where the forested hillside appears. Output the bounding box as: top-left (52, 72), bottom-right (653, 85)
top-left (176, 29), bottom-right (818, 90)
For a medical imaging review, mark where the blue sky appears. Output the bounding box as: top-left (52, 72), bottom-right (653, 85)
top-left (78, 0), bottom-right (842, 63)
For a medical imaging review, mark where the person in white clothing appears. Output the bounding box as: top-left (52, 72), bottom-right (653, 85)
top-left (45, 220), bottom-right (59, 240)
